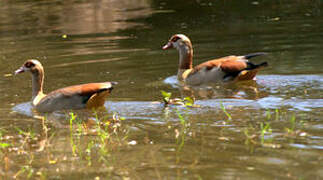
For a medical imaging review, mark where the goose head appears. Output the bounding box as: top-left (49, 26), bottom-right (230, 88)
top-left (162, 34), bottom-right (193, 71)
top-left (15, 59), bottom-right (44, 75)
top-left (15, 59), bottom-right (45, 99)
top-left (162, 34), bottom-right (192, 51)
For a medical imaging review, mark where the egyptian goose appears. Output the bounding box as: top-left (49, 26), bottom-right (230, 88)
top-left (15, 59), bottom-right (116, 112)
top-left (162, 34), bottom-right (268, 85)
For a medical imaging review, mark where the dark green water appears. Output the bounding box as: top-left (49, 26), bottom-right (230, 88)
top-left (0, 0), bottom-right (322, 179)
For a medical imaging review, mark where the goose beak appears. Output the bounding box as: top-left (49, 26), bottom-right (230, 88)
top-left (162, 42), bottom-right (173, 50)
top-left (14, 66), bottom-right (25, 75)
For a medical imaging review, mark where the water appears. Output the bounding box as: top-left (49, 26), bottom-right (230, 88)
top-left (0, 0), bottom-right (322, 179)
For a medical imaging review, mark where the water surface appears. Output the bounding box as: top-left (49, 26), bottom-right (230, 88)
top-left (0, 0), bottom-right (322, 179)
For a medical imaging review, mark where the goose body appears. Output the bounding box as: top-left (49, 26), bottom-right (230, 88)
top-left (15, 60), bottom-right (116, 112)
top-left (162, 34), bottom-right (268, 86)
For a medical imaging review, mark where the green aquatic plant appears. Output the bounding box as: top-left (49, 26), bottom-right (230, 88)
top-left (161, 90), bottom-right (172, 104)
top-left (176, 110), bottom-right (186, 127)
top-left (0, 142), bottom-right (10, 149)
top-left (244, 128), bottom-right (257, 146)
top-left (0, 129), bottom-right (10, 149)
top-left (96, 120), bottom-right (110, 163)
top-left (220, 102), bottom-right (232, 121)
top-left (14, 152), bottom-right (35, 179)
top-left (260, 122), bottom-right (272, 144)
top-left (284, 114), bottom-right (305, 136)
top-left (161, 90), bottom-right (199, 107)
top-left (67, 110), bottom-right (128, 168)
top-left (175, 110), bottom-right (190, 164)
top-left (69, 112), bottom-right (78, 156)
top-left (289, 114), bottom-right (296, 132)
top-left (183, 96), bottom-right (194, 107)
top-left (243, 116), bottom-right (273, 146)
top-left (85, 140), bottom-right (95, 166)
top-left (160, 91), bottom-right (198, 163)
top-left (15, 127), bottom-right (37, 141)
top-left (275, 109), bottom-right (280, 121)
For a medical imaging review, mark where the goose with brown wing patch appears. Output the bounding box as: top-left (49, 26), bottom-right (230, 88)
top-left (162, 34), bottom-right (268, 85)
top-left (15, 59), bottom-right (116, 112)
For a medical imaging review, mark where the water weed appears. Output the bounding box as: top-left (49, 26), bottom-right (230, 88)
top-left (66, 110), bottom-right (128, 167)
top-left (0, 129), bottom-right (10, 150)
top-left (175, 110), bottom-right (187, 163)
top-left (161, 90), bottom-right (199, 108)
top-left (260, 122), bottom-right (272, 145)
top-left (220, 102), bottom-right (232, 121)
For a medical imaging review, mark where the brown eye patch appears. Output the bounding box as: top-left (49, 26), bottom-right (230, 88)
top-left (171, 36), bottom-right (180, 42)
top-left (25, 61), bottom-right (35, 68)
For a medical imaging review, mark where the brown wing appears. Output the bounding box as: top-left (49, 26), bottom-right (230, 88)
top-left (191, 55), bottom-right (246, 74)
top-left (220, 59), bottom-right (248, 74)
top-left (54, 82), bottom-right (114, 97)
top-left (36, 82), bottom-right (115, 112)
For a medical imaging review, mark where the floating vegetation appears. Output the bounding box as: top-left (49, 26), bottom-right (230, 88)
top-left (220, 102), bottom-right (232, 121)
top-left (160, 90), bottom-right (199, 108)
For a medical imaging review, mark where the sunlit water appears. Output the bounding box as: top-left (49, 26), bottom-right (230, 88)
top-left (1, 0), bottom-right (323, 179)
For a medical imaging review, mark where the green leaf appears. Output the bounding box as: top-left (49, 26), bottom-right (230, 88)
top-left (0, 143), bottom-right (10, 148)
top-left (119, 117), bottom-right (126, 121)
top-left (220, 102), bottom-right (232, 120)
top-left (161, 90), bottom-right (172, 104)
top-left (160, 90), bottom-right (172, 99)
top-left (183, 97), bottom-right (194, 106)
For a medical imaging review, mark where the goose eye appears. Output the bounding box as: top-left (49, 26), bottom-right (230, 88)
top-left (25, 62), bottom-right (34, 68)
top-left (172, 37), bottom-right (180, 42)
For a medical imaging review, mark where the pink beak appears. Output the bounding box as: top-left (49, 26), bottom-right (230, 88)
top-left (162, 42), bottom-right (173, 50)
top-left (14, 67), bottom-right (25, 75)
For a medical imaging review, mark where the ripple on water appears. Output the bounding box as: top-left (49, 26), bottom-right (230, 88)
top-left (164, 74), bottom-right (323, 88)
top-left (11, 74), bottom-right (323, 120)
top-left (164, 74), bottom-right (323, 111)
top-left (12, 97), bottom-right (322, 120)
top-left (289, 144), bottom-right (323, 150)
top-left (258, 74), bottom-right (323, 89)
top-left (12, 102), bottom-right (33, 117)
top-left (164, 75), bottom-right (179, 88)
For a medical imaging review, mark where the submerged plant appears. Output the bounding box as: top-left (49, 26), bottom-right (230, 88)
top-left (85, 140), bottom-right (94, 166)
top-left (284, 114), bottom-right (307, 137)
top-left (275, 109), bottom-right (280, 121)
top-left (175, 111), bottom-right (186, 163)
top-left (260, 122), bottom-right (272, 144)
top-left (244, 128), bottom-right (257, 146)
top-left (69, 112), bottom-right (78, 156)
top-left (14, 151), bottom-right (35, 179)
top-left (0, 129), bottom-right (10, 150)
top-left (66, 110), bottom-right (128, 168)
top-left (220, 102), bottom-right (232, 121)
top-left (160, 90), bottom-right (199, 107)
top-left (285, 114), bottom-right (296, 133)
